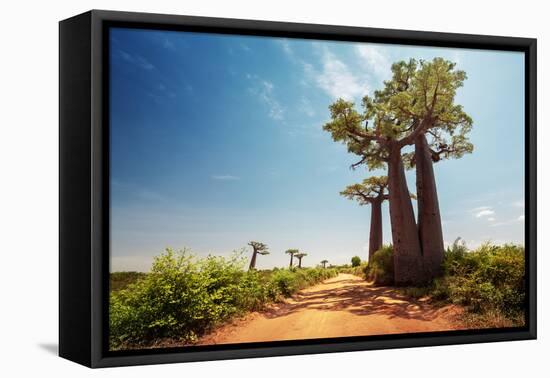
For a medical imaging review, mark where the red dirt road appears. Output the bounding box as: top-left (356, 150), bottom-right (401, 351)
top-left (199, 273), bottom-right (463, 345)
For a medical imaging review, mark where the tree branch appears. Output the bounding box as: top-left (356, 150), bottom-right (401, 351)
top-left (350, 155), bottom-right (368, 170)
top-left (430, 77), bottom-right (440, 112)
top-left (397, 118), bottom-right (428, 148)
top-left (430, 144), bottom-right (457, 162)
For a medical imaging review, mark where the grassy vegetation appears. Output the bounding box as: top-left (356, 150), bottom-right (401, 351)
top-left (434, 240), bottom-right (525, 327)
top-left (110, 271), bottom-right (147, 292)
top-left (337, 263), bottom-right (369, 277)
top-left (334, 246), bottom-right (395, 286)
top-left (335, 240), bottom-right (525, 327)
top-left (400, 239), bottom-right (526, 327)
top-left (366, 245), bottom-right (394, 285)
top-left (109, 248), bottom-right (337, 350)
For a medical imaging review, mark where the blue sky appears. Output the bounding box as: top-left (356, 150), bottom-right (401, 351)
top-left (109, 28), bottom-right (525, 272)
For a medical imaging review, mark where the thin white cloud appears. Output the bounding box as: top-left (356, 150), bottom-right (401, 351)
top-left (278, 41), bottom-right (390, 101)
top-left (260, 81), bottom-right (284, 120)
top-left (182, 84), bottom-right (193, 94)
top-left (211, 175), bottom-right (240, 181)
top-left (276, 39), bottom-right (295, 61)
top-left (300, 96), bottom-right (315, 117)
top-left (471, 206), bottom-right (492, 212)
top-left (517, 215), bottom-right (525, 221)
top-left (355, 44), bottom-right (390, 78)
top-left (487, 217), bottom-right (496, 222)
top-left (512, 200), bottom-right (525, 208)
top-left (118, 49), bottom-right (155, 70)
top-left (305, 47), bottom-right (367, 100)
top-left (163, 39), bottom-right (175, 50)
top-left (248, 76), bottom-right (284, 120)
top-left (475, 209), bottom-right (495, 218)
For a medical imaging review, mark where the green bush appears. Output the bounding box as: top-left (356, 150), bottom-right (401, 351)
top-left (351, 256), bottom-right (361, 267)
top-left (366, 245), bottom-right (394, 285)
top-left (337, 262), bottom-right (368, 277)
top-left (269, 267), bottom-right (337, 297)
top-left (110, 249), bottom-right (257, 349)
top-left (432, 242), bottom-right (525, 320)
top-left (269, 269), bottom-right (300, 297)
top-left (109, 249), bottom-right (338, 350)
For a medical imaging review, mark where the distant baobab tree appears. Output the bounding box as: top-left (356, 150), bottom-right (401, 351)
top-left (248, 241), bottom-right (269, 270)
top-left (320, 259), bottom-right (329, 269)
top-left (341, 176), bottom-right (389, 262)
top-left (285, 249), bottom-right (299, 268)
top-left (294, 252), bottom-right (307, 268)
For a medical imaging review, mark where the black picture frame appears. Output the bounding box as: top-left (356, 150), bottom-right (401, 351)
top-left (59, 9), bottom-right (537, 368)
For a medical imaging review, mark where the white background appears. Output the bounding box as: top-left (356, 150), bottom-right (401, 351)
top-left (0, 0), bottom-right (547, 376)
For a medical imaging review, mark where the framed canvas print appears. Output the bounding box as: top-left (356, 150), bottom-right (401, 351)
top-left (59, 10), bottom-right (537, 368)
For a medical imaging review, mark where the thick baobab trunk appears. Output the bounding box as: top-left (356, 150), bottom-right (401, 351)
top-left (415, 134), bottom-right (444, 278)
top-left (249, 251), bottom-right (257, 270)
top-left (289, 254), bottom-right (293, 268)
top-left (368, 198), bottom-right (383, 262)
top-left (387, 145), bottom-right (425, 285)
top-left (298, 258), bottom-right (302, 268)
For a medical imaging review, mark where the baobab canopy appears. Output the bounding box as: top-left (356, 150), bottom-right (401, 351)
top-left (340, 176), bottom-right (389, 206)
top-left (324, 58), bottom-right (473, 171)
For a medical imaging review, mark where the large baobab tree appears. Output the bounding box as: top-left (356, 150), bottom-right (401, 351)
top-left (325, 98), bottom-right (424, 284)
top-left (247, 241), bottom-right (269, 270)
top-left (341, 176), bottom-right (389, 262)
top-left (285, 248), bottom-right (299, 268)
top-left (320, 259), bottom-right (329, 269)
top-left (383, 58), bottom-right (473, 277)
top-left (324, 58), bottom-right (472, 284)
top-left (294, 252), bottom-right (307, 268)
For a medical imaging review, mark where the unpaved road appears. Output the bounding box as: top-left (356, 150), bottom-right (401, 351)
top-left (199, 273), bottom-right (463, 344)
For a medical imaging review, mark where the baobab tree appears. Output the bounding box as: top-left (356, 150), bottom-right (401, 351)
top-left (324, 58), bottom-right (472, 284)
top-left (294, 252), bottom-right (307, 268)
top-left (320, 259), bottom-right (329, 268)
top-left (247, 241), bottom-right (269, 270)
top-left (341, 176), bottom-right (389, 262)
top-left (324, 98), bottom-right (424, 283)
top-left (285, 248), bottom-right (299, 268)
top-left (381, 58), bottom-right (473, 277)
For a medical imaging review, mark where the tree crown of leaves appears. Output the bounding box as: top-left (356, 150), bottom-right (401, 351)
top-left (323, 57), bottom-right (473, 171)
top-left (248, 241), bottom-right (269, 255)
top-left (340, 176), bottom-right (389, 205)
